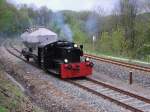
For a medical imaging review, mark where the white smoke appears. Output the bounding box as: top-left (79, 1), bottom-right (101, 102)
top-left (52, 12), bottom-right (73, 41)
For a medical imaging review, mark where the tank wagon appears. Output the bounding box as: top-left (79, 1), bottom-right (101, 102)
top-left (21, 28), bottom-right (93, 78)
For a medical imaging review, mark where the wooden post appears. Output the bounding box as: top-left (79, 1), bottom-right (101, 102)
top-left (129, 71), bottom-right (133, 85)
top-left (92, 35), bottom-right (96, 51)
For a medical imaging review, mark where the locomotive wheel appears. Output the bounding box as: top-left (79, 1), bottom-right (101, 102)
top-left (26, 56), bottom-right (30, 61)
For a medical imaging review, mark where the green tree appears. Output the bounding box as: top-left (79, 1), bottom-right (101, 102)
top-left (111, 28), bottom-right (124, 55)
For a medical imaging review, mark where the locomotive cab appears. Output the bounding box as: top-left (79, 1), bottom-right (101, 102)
top-left (38, 40), bottom-right (93, 78)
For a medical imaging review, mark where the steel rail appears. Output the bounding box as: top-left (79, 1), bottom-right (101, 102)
top-left (9, 43), bottom-right (150, 102)
top-left (5, 42), bottom-right (150, 112)
top-left (66, 79), bottom-right (144, 112)
top-left (86, 78), bottom-right (150, 104)
top-left (84, 54), bottom-right (150, 72)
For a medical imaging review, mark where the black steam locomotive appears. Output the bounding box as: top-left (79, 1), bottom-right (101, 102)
top-left (22, 40), bottom-right (93, 78)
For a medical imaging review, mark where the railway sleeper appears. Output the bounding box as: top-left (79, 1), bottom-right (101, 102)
top-left (98, 88), bottom-right (110, 92)
top-left (107, 92), bottom-right (122, 97)
top-left (137, 103), bottom-right (150, 109)
top-left (114, 94), bottom-right (130, 100)
top-left (119, 97), bottom-right (135, 102)
top-left (127, 101), bottom-right (146, 107)
top-left (100, 90), bottom-right (115, 94)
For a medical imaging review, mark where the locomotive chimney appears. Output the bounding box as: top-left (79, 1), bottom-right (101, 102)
top-left (80, 45), bottom-right (83, 50)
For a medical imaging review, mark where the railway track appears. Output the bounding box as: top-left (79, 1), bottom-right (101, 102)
top-left (11, 43), bottom-right (150, 72)
top-left (68, 78), bottom-right (150, 112)
top-left (4, 41), bottom-right (37, 67)
top-left (84, 54), bottom-right (150, 72)
top-left (4, 41), bottom-right (150, 112)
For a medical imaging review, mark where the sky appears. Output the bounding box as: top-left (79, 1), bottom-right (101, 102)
top-left (7, 0), bottom-right (119, 14)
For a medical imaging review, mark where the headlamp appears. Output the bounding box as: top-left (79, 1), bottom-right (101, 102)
top-left (64, 59), bottom-right (68, 63)
top-left (74, 44), bottom-right (78, 48)
top-left (85, 57), bottom-right (90, 62)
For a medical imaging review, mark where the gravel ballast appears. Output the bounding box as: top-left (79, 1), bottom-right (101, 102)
top-left (92, 59), bottom-right (150, 88)
top-left (13, 39), bottom-right (150, 88)
top-left (0, 41), bottom-right (131, 112)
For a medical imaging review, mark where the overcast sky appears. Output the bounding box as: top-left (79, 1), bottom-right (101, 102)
top-left (7, 0), bottom-right (119, 14)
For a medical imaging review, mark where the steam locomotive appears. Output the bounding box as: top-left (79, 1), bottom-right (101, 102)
top-left (21, 28), bottom-right (93, 78)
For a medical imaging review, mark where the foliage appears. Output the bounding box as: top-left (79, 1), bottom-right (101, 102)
top-left (0, 69), bottom-right (43, 112)
top-left (0, 106), bottom-right (8, 112)
top-left (0, 0), bottom-right (150, 62)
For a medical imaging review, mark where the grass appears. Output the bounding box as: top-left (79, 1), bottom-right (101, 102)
top-left (0, 71), bottom-right (22, 111)
top-left (0, 69), bottom-right (43, 112)
top-left (0, 106), bottom-right (8, 112)
top-left (85, 49), bottom-right (150, 65)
